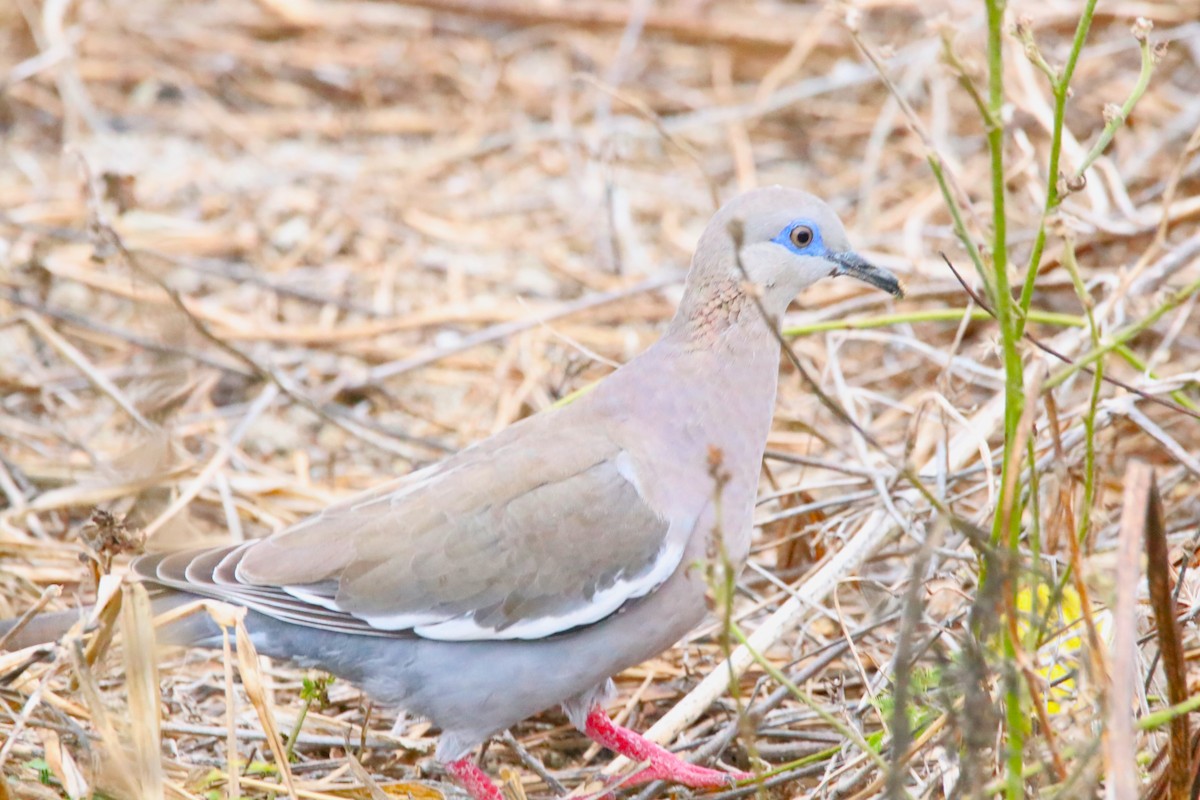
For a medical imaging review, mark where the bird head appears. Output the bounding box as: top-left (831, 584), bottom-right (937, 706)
top-left (687, 187), bottom-right (903, 323)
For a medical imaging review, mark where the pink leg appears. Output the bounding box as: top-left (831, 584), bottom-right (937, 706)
top-left (447, 757), bottom-right (504, 800)
top-left (583, 706), bottom-right (753, 789)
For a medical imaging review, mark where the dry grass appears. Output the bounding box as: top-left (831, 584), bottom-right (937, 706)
top-left (1, 0), bottom-right (1199, 798)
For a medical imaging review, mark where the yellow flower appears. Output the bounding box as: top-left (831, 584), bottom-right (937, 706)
top-left (1015, 583), bottom-right (1085, 714)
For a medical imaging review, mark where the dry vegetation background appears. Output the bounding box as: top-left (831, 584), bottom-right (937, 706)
top-left (1, 0), bottom-right (1199, 798)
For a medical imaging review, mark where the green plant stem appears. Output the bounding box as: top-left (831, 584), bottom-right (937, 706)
top-left (1039, 238), bottom-right (1107, 645)
top-left (784, 307), bottom-right (1081, 337)
top-left (705, 462), bottom-right (766, 796)
top-left (1079, 360), bottom-right (1105, 542)
top-left (1063, 238), bottom-right (1104, 551)
top-left (932, 31), bottom-right (994, 297)
top-left (928, 156), bottom-right (992, 298)
top-left (1015, 0), bottom-right (1100, 335)
top-left (284, 701), bottom-right (312, 763)
top-left (983, 2), bottom-right (1026, 796)
top-left (980, 0), bottom-right (1023, 545)
top-left (740, 745), bottom-right (841, 784)
top-left (941, 32), bottom-right (995, 127)
top-left (1025, 435), bottom-right (1042, 588)
top-left (729, 622), bottom-right (891, 773)
top-left (1138, 693), bottom-right (1200, 731)
top-left (1044, 275), bottom-right (1200, 392)
top-left (1072, 35), bottom-right (1157, 180)
top-left (984, 0), bottom-right (1012, 339)
top-left (1114, 344), bottom-right (1200, 413)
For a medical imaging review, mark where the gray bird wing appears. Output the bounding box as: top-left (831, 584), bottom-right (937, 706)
top-left (136, 408), bottom-right (695, 641)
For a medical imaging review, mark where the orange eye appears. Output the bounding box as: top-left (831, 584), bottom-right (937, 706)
top-left (789, 226), bottom-right (814, 248)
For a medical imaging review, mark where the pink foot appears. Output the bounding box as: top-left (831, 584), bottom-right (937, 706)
top-left (447, 757), bottom-right (504, 800)
top-left (583, 705), bottom-right (753, 790)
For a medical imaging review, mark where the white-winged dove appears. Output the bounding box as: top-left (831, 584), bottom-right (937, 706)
top-left (4, 187), bottom-right (901, 799)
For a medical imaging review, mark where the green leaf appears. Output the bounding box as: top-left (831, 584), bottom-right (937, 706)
top-left (23, 758), bottom-right (53, 786)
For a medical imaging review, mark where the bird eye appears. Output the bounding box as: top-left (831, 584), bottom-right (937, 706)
top-left (789, 226), bottom-right (814, 249)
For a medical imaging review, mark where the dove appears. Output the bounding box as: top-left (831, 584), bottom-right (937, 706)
top-left (3, 187), bottom-right (901, 799)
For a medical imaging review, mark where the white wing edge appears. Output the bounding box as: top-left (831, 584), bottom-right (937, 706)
top-left (227, 450), bottom-right (690, 642)
top-left (405, 523), bottom-right (689, 641)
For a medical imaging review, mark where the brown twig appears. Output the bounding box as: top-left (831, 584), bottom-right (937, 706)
top-left (1142, 471), bottom-right (1191, 799)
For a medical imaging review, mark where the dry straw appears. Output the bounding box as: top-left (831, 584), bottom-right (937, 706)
top-left (1, 0), bottom-right (1198, 798)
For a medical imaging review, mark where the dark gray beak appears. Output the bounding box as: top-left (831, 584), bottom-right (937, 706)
top-left (829, 252), bottom-right (904, 298)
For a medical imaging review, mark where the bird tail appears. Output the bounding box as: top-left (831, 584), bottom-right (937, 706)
top-left (0, 591), bottom-right (218, 652)
top-left (0, 608), bottom-right (88, 650)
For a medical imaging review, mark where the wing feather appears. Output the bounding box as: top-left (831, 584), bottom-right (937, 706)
top-left (134, 410), bottom-right (692, 641)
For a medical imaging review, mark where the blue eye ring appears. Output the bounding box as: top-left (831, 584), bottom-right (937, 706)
top-left (772, 219), bottom-right (826, 255)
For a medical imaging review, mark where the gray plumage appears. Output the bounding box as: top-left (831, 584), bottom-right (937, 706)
top-left (5, 187), bottom-right (902, 765)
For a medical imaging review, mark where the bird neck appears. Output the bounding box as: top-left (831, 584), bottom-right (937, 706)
top-left (665, 275), bottom-right (780, 352)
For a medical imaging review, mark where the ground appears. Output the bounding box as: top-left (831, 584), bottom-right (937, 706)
top-left (1, 0), bottom-right (1199, 798)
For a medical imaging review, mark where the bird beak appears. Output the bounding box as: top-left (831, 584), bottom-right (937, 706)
top-left (829, 252), bottom-right (904, 298)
